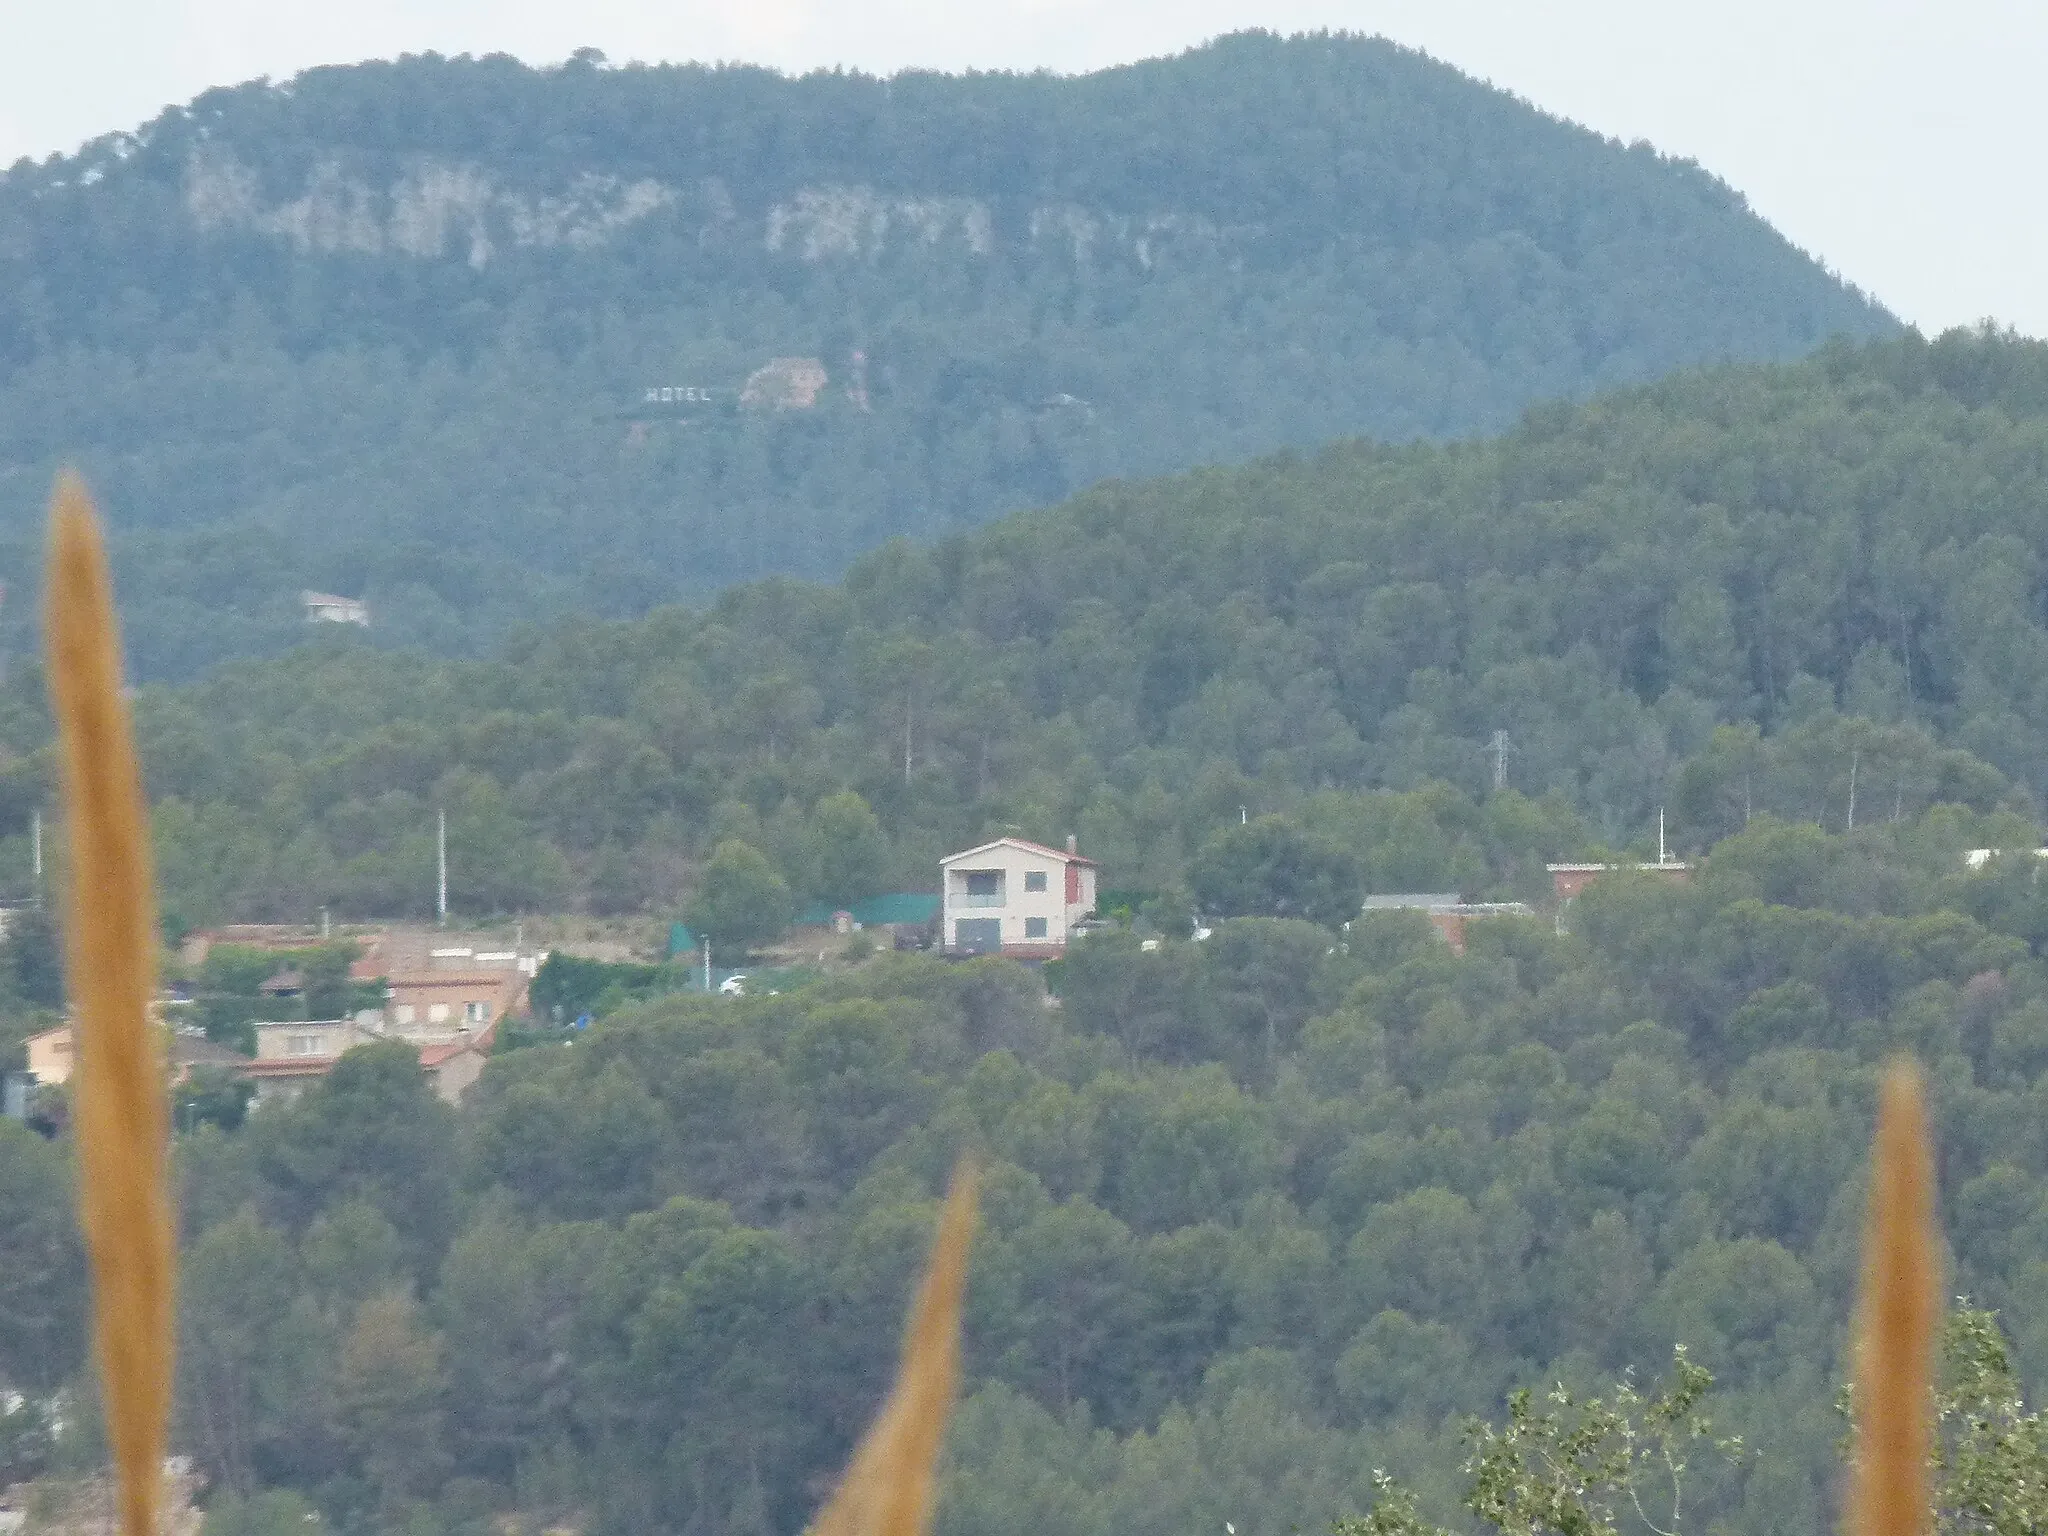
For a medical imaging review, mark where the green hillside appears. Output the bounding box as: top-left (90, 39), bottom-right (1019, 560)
top-left (9, 814), bottom-right (2048, 1536)
top-left (0, 31), bottom-right (1889, 678)
top-left (0, 330), bottom-right (2032, 926)
top-left (0, 339), bottom-right (2045, 1536)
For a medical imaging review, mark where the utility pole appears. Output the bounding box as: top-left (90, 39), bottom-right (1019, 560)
top-left (1846, 748), bottom-right (1860, 832)
top-left (1484, 730), bottom-right (1517, 792)
top-left (1658, 806), bottom-right (1669, 865)
top-left (30, 809), bottom-right (41, 906)
top-left (437, 809), bottom-right (448, 927)
top-left (702, 935), bottom-right (712, 993)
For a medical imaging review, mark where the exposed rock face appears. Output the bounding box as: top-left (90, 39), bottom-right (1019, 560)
top-left (764, 186), bottom-right (993, 259)
top-left (183, 151), bottom-right (676, 268)
top-left (181, 152), bottom-right (1231, 272)
top-left (739, 357), bottom-right (829, 410)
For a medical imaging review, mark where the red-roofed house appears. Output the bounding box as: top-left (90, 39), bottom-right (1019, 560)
top-left (380, 968), bottom-right (529, 1039)
top-left (941, 836), bottom-right (1098, 958)
top-left (246, 1019), bottom-right (493, 1106)
top-left (416, 1038), bottom-right (489, 1102)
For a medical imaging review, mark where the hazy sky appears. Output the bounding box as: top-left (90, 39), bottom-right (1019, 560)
top-left (3, 1), bottom-right (2041, 336)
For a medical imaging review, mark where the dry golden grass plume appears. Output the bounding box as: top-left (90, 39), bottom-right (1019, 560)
top-left (1851, 1058), bottom-right (1941, 1536)
top-left (811, 1159), bottom-right (980, 1536)
top-left (45, 472), bottom-right (175, 1536)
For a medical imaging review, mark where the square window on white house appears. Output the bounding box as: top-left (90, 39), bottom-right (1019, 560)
top-left (1024, 871), bottom-right (1048, 892)
top-left (1025, 917), bottom-right (1048, 939)
top-left (428, 1003), bottom-right (451, 1024)
top-left (465, 1001), bottom-right (488, 1024)
top-left (394, 1004), bottom-right (416, 1026)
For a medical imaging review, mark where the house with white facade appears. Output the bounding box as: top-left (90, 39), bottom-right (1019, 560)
top-left (940, 836), bottom-right (1097, 958)
top-left (302, 590), bottom-right (369, 626)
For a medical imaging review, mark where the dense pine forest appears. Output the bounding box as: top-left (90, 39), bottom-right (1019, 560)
top-left (0, 330), bottom-right (2030, 927)
top-left (0, 67), bottom-right (2038, 1525)
top-left (8, 810), bottom-right (2048, 1536)
top-left (0, 31), bottom-right (1889, 678)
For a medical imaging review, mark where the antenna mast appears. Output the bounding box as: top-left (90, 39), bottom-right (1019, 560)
top-left (1484, 730), bottom-right (1518, 792)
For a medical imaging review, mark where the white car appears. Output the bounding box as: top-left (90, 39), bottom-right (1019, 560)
top-left (718, 973), bottom-right (748, 996)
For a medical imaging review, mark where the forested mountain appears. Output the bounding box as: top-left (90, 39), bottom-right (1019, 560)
top-left (9, 814), bottom-right (2048, 1536)
top-left (0, 31), bottom-right (1890, 678)
top-left (1, 338), bottom-right (2047, 1536)
top-left (0, 330), bottom-right (2032, 927)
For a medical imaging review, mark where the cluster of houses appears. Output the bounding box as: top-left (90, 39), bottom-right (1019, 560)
top-left (934, 835), bottom-right (1689, 959)
top-left (239, 931), bottom-right (537, 1104)
top-left (0, 836), bottom-right (1697, 1121)
top-left (12, 928), bottom-right (541, 1116)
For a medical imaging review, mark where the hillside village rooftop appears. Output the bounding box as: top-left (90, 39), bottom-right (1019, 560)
top-left (1545, 859), bottom-right (1691, 901)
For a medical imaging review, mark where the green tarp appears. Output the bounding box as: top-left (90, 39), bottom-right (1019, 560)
top-left (792, 892), bottom-right (940, 928)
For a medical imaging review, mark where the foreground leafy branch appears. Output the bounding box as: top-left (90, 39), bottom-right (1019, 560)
top-left (1338, 1349), bottom-right (1735, 1536)
top-left (1352, 1307), bottom-right (2048, 1536)
top-left (1927, 1308), bottom-right (2048, 1536)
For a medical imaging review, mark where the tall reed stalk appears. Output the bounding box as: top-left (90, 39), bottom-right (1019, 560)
top-left (812, 1160), bottom-right (979, 1536)
top-left (46, 472), bottom-right (175, 1536)
top-left (1852, 1059), bottom-right (1940, 1536)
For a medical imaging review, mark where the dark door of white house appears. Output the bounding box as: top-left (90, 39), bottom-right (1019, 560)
top-left (954, 918), bottom-right (1001, 953)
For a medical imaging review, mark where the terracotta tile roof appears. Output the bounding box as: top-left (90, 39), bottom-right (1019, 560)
top-left (242, 1057), bottom-right (337, 1079)
top-left (387, 971), bottom-right (524, 990)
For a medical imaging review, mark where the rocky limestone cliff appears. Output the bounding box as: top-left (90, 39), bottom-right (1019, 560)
top-left (181, 150), bottom-right (1237, 272)
top-left (184, 150), bottom-right (676, 268)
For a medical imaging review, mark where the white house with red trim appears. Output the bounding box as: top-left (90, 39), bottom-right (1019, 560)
top-left (940, 836), bottom-right (1098, 958)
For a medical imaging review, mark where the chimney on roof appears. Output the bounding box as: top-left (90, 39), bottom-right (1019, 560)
top-left (1066, 834), bottom-right (1077, 855)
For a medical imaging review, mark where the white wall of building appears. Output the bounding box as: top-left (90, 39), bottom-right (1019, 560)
top-left (940, 839), bottom-right (1096, 953)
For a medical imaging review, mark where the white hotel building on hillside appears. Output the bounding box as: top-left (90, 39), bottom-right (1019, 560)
top-left (940, 836), bottom-right (1098, 958)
